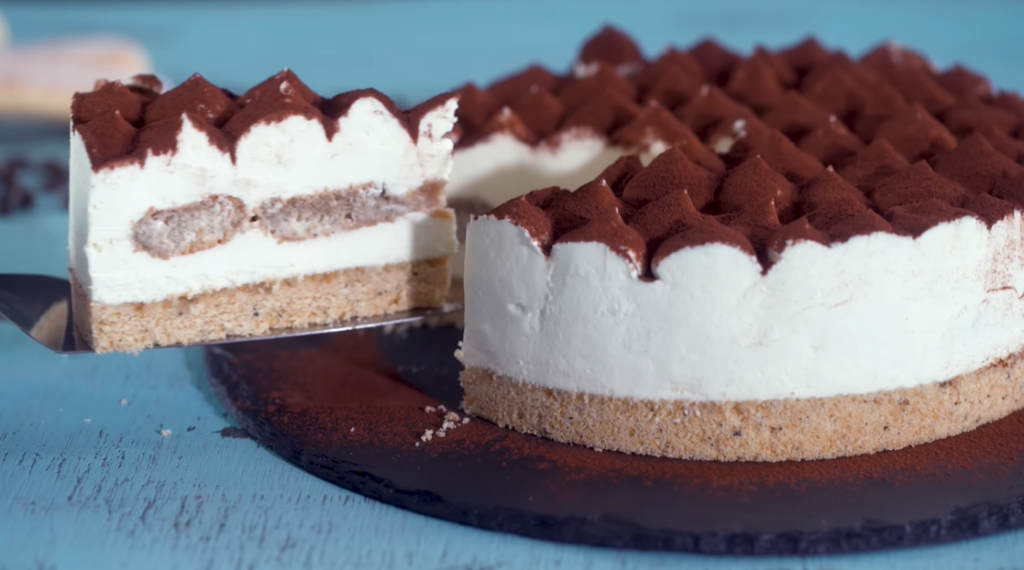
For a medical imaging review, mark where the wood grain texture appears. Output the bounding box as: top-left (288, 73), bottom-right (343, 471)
top-left (3, 1), bottom-right (1024, 568)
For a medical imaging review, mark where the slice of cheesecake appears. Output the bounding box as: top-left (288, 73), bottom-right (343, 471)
top-left (69, 71), bottom-right (458, 353)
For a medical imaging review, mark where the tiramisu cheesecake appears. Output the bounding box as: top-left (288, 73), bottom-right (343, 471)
top-left (70, 71), bottom-right (458, 353)
top-left (458, 37), bottom-right (1024, 461)
top-left (445, 27), bottom-right (725, 282)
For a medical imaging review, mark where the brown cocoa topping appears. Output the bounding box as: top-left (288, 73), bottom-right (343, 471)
top-left (454, 84), bottom-right (497, 132)
top-left (476, 107), bottom-right (537, 146)
top-left (766, 217), bottom-right (830, 258)
top-left (555, 215), bottom-right (648, 273)
top-left (675, 85), bottom-right (757, 138)
top-left (717, 156), bottom-right (795, 219)
top-left (640, 65), bottom-right (703, 110)
top-left (225, 73), bottom-right (332, 141)
top-left (836, 138), bottom-right (911, 190)
top-left (487, 65), bottom-right (561, 106)
top-left (128, 74), bottom-right (164, 94)
top-left (871, 161), bottom-right (968, 213)
top-left (717, 198), bottom-right (783, 255)
top-left (73, 70), bottom-right (453, 170)
top-left (981, 129), bottom-right (1024, 163)
top-left (962, 192), bottom-right (1016, 227)
top-left (991, 174), bottom-right (1024, 207)
top-left (873, 103), bottom-right (957, 162)
top-left (75, 112), bottom-right (137, 168)
top-left (991, 91), bottom-right (1024, 121)
top-left (754, 47), bottom-right (799, 88)
top-left (886, 199), bottom-right (973, 236)
top-left (672, 138), bottom-right (728, 175)
top-left (861, 42), bottom-right (934, 77)
top-left (577, 26), bottom-right (644, 71)
top-left (801, 65), bottom-right (871, 120)
top-left (724, 52), bottom-right (787, 111)
top-left (800, 168), bottom-right (871, 211)
top-left (761, 91), bottom-right (834, 141)
top-left (545, 180), bottom-right (622, 236)
top-left (509, 86), bottom-right (565, 139)
top-left (558, 65), bottom-right (638, 110)
top-left (652, 218), bottom-right (756, 269)
top-left (612, 105), bottom-right (702, 153)
top-left (778, 38), bottom-right (832, 76)
top-left (851, 82), bottom-right (909, 141)
top-left (145, 73), bottom-right (237, 127)
top-left (688, 39), bottom-right (741, 86)
top-left (938, 65), bottom-right (993, 99)
top-left (523, 186), bottom-right (566, 209)
top-left (931, 132), bottom-right (1024, 193)
top-left (620, 147), bottom-right (719, 210)
top-left (135, 113), bottom-right (231, 157)
top-left (596, 155), bottom-right (644, 194)
top-left (559, 90), bottom-right (640, 135)
top-left (489, 195), bottom-right (554, 249)
top-left (705, 115), bottom-right (774, 165)
top-left (745, 129), bottom-right (825, 183)
top-left (628, 191), bottom-right (703, 250)
top-left (634, 49), bottom-right (706, 90)
top-left (941, 99), bottom-right (1021, 138)
top-left (883, 69), bottom-right (958, 116)
top-left (797, 169), bottom-right (893, 240)
top-left (798, 116), bottom-right (865, 166)
top-left (72, 80), bottom-right (143, 125)
top-left (816, 207), bottom-right (894, 241)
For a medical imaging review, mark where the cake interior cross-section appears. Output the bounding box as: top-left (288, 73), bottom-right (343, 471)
top-left (69, 71), bottom-right (458, 353)
top-left (456, 28), bottom-right (1024, 462)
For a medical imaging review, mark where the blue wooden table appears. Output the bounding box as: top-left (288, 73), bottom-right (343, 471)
top-left (2, 2), bottom-right (1024, 568)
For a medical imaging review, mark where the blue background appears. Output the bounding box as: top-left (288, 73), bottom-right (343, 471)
top-left (2, 1), bottom-right (1024, 568)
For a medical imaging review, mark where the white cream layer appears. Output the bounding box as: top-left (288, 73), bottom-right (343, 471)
top-left (79, 211), bottom-right (454, 305)
top-left (448, 130), bottom-right (626, 208)
top-left (69, 93), bottom-right (458, 305)
top-left (460, 214), bottom-right (1024, 402)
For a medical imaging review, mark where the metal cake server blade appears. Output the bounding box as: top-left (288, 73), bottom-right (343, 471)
top-left (0, 274), bottom-right (463, 355)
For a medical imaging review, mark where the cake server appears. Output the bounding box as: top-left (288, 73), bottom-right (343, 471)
top-left (0, 273), bottom-right (463, 355)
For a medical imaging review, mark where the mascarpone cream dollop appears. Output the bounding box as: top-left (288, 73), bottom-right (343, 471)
top-left (69, 71), bottom-right (458, 305)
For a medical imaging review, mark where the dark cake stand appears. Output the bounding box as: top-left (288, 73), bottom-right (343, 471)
top-left (205, 326), bottom-right (1024, 556)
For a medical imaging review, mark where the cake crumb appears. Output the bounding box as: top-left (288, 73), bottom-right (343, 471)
top-left (424, 405), bottom-right (436, 413)
top-left (416, 409), bottom-right (473, 445)
top-left (350, 427), bottom-right (355, 432)
top-left (159, 428), bottom-right (172, 437)
top-left (415, 442), bottom-right (420, 447)
top-left (119, 399), bottom-right (128, 406)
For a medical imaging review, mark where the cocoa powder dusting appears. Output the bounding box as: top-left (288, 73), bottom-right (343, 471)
top-left (71, 70), bottom-right (454, 171)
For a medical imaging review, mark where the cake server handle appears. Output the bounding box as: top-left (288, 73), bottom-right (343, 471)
top-left (0, 274), bottom-right (462, 355)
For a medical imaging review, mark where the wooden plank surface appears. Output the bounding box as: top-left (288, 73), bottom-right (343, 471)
top-left (2, 1), bottom-right (1024, 568)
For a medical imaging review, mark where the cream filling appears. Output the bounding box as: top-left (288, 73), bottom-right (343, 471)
top-left (80, 211), bottom-right (455, 305)
top-left (69, 93), bottom-right (459, 305)
top-left (459, 214), bottom-right (1024, 402)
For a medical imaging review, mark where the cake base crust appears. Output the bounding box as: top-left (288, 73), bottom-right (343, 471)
top-left (460, 352), bottom-right (1024, 461)
top-left (73, 258), bottom-right (449, 353)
